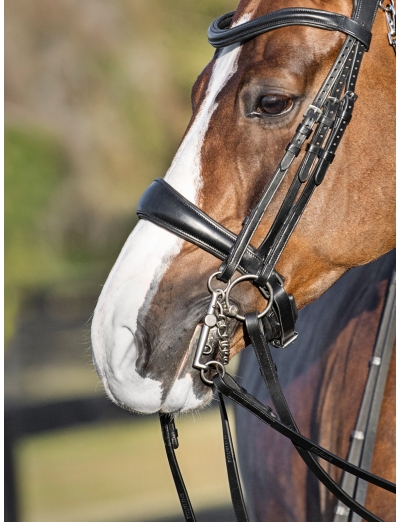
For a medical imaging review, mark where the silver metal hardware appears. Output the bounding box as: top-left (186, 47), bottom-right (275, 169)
top-left (200, 360), bottom-right (226, 385)
top-left (335, 505), bottom-right (351, 516)
top-left (224, 275), bottom-right (274, 322)
top-left (204, 314), bottom-right (217, 327)
top-left (327, 96), bottom-right (340, 105)
top-left (194, 271), bottom-right (275, 382)
top-left (351, 430), bottom-right (365, 441)
top-left (271, 331), bottom-right (299, 349)
top-left (193, 289), bottom-right (223, 371)
top-left (302, 104), bottom-right (323, 129)
top-left (207, 270), bottom-right (227, 293)
top-left (202, 344), bottom-right (213, 355)
top-left (380, 0), bottom-right (396, 53)
top-left (340, 91), bottom-right (358, 102)
top-left (370, 356), bottom-right (382, 366)
top-left (304, 104), bottom-right (323, 118)
top-left (215, 300), bottom-right (231, 365)
top-left (194, 271), bottom-right (233, 380)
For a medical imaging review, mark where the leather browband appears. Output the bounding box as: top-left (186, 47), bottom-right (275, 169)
top-left (208, 8), bottom-right (372, 49)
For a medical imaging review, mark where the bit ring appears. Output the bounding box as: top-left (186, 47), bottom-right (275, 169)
top-left (200, 360), bottom-right (226, 385)
top-left (207, 271), bottom-right (229, 294)
top-left (225, 274), bottom-right (274, 322)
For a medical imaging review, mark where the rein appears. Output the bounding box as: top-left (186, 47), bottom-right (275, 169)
top-left (136, 0), bottom-right (396, 520)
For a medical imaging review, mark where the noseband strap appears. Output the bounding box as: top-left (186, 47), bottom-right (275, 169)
top-left (137, 179), bottom-right (298, 349)
top-left (137, 178), bottom-right (262, 274)
top-left (138, 178), bottom-right (265, 275)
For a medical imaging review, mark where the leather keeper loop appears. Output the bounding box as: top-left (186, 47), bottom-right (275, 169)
top-left (320, 115), bottom-right (335, 128)
top-left (295, 123), bottom-right (313, 138)
top-left (339, 109), bottom-right (353, 123)
top-left (318, 149), bottom-right (335, 163)
top-left (306, 143), bottom-right (322, 155)
top-left (285, 142), bottom-right (301, 156)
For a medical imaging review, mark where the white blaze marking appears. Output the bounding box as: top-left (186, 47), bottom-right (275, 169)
top-left (92, 221), bottom-right (181, 412)
top-left (92, 13), bottom-right (252, 413)
top-left (166, 14), bottom-right (251, 202)
top-left (163, 374), bottom-right (206, 413)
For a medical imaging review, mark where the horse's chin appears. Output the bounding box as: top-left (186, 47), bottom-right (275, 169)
top-left (160, 374), bottom-right (214, 414)
top-left (97, 362), bottom-right (214, 414)
top-left (92, 323), bottom-right (215, 414)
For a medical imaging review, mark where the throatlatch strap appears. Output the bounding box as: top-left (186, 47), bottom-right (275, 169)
top-left (159, 414), bottom-right (197, 522)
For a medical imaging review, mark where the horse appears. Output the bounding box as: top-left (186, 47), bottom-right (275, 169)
top-left (91, 0), bottom-right (395, 520)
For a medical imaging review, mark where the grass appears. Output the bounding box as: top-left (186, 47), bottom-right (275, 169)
top-left (16, 407), bottom-right (235, 522)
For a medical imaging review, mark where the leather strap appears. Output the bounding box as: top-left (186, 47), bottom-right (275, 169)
top-left (334, 270), bottom-right (396, 521)
top-left (208, 9), bottom-right (372, 49)
top-left (218, 394), bottom-right (249, 522)
top-left (137, 180), bottom-right (299, 348)
top-left (213, 373), bottom-right (395, 493)
top-left (353, 0), bottom-right (381, 30)
top-left (217, 35), bottom-right (357, 283)
top-left (137, 178), bottom-right (262, 275)
top-left (255, 47), bottom-right (355, 261)
top-left (159, 414), bottom-right (197, 521)
top-left (256, 72), bottom-right (362, 286)
top-left (243, 312), bottom-right (392, 522)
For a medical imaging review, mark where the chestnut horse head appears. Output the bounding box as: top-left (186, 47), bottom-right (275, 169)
top-left (91, 0), bottom-right (395, 414)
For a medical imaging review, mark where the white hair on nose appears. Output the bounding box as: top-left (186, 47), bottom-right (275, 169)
top-left (92, 12), bottom-right (253, 413)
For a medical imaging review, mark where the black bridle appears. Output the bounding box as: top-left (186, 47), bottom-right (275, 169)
top-left (136, 1), bottom-right (396, 520)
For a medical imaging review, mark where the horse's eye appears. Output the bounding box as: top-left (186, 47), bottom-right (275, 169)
top-left (258, 94), bottom-right (293, 115)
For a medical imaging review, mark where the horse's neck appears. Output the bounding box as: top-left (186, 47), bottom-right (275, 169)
top-left (236, 250), bottom-right (395, 520)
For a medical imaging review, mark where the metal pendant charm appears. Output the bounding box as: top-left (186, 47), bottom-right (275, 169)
top-left (192, 272), bottom-right (233, 384)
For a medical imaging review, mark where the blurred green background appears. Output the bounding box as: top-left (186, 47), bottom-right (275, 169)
top-left (4, 1), bottom-right (238, 521)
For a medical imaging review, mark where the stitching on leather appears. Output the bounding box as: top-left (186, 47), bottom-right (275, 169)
top-left (210, 11), bottom-right (370, 46)
top-left (138, 212), bottom-right (227, 259)
top-left (213, 9), bottom-right (356, 31)
top-left (160, 181), bottom-right (236, 241)
top-left (217, 19), bottom-right (360, 43)
top-left (157, 181), bottom-right (262, 262)
top-left (138, 212), bottom-right (256, 275)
